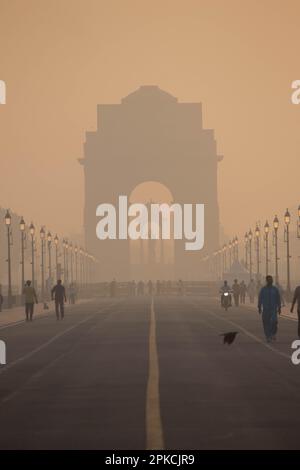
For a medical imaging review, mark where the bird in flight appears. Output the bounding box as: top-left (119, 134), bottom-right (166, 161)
top-left (220, 331), bottom-right (239, 345)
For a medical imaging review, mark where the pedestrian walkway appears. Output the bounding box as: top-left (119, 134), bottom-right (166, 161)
top-left (0, 298), bottom-right (94, 329)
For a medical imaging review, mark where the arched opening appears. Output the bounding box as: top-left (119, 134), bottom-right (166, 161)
top-left (129, 181), bottom-right (175, 281)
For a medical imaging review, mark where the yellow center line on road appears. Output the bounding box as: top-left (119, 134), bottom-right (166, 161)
top-left (146, 296), bottom-right (164, 450)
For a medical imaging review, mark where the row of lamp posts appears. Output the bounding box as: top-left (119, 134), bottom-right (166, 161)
top-left (244, 212), bottom-right (289, 290)
top-left (3, 210), bottom-right (96, 308)
top-left (211, 208), bottom-right (296, 299)
top-left (238, 209), bottom-right (292, 297)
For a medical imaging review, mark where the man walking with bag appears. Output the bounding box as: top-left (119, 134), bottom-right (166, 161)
top-left (23, 280), bottom-right (38, 321)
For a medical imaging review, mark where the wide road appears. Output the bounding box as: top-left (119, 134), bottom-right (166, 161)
top-left (0, 295), bottom-right (299, 450)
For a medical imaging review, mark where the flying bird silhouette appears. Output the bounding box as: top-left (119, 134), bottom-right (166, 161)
top-left (220, 331), bottom-right (239, 345)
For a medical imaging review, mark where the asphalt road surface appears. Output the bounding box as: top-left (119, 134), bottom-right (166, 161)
top-left (0, 295), bottom-right (300, 450)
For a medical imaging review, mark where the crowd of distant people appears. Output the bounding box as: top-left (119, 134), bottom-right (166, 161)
top-left (108, 279), bottom-right (185, 297)
top-left (220, 276), bottom-right (300, 343)
top-left (220, 277), bottom-right (286, 308)
top-left (4, 274), bottom-right (300, 344)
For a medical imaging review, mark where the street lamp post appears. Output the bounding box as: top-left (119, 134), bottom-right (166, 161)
top-left (86, 252), bottom-right (90, 285)
top-left (5, 210), bottom-right (13, 308)
top-left (65, 240), bottom-right (69, 285)
top-left (255, 225), bottom-right (260, 279)
top-left (244, 232), bottom-right (249, 270)
top-left (284, 209), bottom-right (291, 298)
top-left (40, 227), bottom-right (45, 302)
top-left (228, 241), bottom-right (232, 268)
top-left (234, 236), bottom-right (239, 262)
top-left (29, 223), bottom-right (35, 286)
top-left (273, 215), bottom-right (279, 285)
top-left (74, 246), bottom-right (78, 284)
top-left (83, 250), bottom-right (87, 287)
top-left (88, 255), bottom-right (92, 285)
top-left (47, 231), bottom-right (52, 282)
top-left (70, 242), bottom-right (73, 283)
top-left (54, 234), bottom-right (59, 280)
top-left (20, 217), bottom-right (26, 294)
top-left (79, 247), bottom-right (83, 288)
top-left (264, 221), bottom-right (270, 276)
top-left (63, 239), bottom-right (67, 283)
top-left (248, 229), bottom-right (253, 281)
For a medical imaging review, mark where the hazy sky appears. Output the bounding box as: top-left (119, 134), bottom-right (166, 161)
top-left (0, 0), bottom-right (300, 241)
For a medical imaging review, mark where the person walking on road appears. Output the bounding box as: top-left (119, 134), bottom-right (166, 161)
top-left (290, 285), bottom-right (300, 338)
top-left (258, 275), bottom-right (281, 343)
top-left (232, 279), bottom-right (240, 307)
top-left (240, 281), bottom-right (247, 304)
top-left (23, 280), bottom-right (38, 322)
top-left (277, 283), bottom-right (286, 307)
top-left (68, 282), bottom-right (77, 305)
top-left (178, 279), bottom-right (184, 296)
top-left (248, 279), bottom-right (256, 304)
top-left (51, 280), bottom-right (67, 320)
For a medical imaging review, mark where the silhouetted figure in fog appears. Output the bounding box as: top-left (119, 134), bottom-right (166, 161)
top-left (147, 280), bottom-right (154, 296)
top-left (69, 282), bottom-right (77, 304)
top-left (23, 280), bottom-right (38, 321)
top-left (130, 280), bottom-right (136, 296)
top-left (232, 279), bottom-right (240, 307)
top-left (239, 281), bottom-right (247, 304)
top-left (277, 283), bottom-right (285, 307)
top-left (256, 279), bottom-right (262, 298)
top-left (248, 279), bottom-right (256, 304)
top-left (110, 279), bottom-right (117, 298)
top-left (137, 280), bottom-right (144, 296)
top-left (258, 275), bottom-right (281, 343)
top-left (178, 279), bottom-right (184, 296)
top-left (51, 280), bottom-right (67, 320)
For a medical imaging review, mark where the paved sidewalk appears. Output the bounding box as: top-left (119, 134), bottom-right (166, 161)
top-left (0, 298), bottom-right (94, 329)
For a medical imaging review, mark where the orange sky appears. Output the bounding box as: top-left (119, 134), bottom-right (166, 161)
top-left (0, 0), bottom-right (300, 241)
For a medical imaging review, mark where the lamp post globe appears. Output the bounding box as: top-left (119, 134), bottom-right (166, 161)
top-left (29, 223), bottom-right (35, 286)
top-left (40, 227), bottom-right (46, 302)
top-left (273, 215), bottom-right (279, 284)
top-left (284, 209), bottom-right (291, 298)
top-left (264, 221), bottom-right (270, 276)
top-left (4, 210), bottom-right (12, 308)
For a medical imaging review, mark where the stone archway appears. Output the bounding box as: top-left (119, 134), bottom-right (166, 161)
top-left (129, 181), bottom-right (175, 281)
top-left (80, 86), bottom-right (221, 281)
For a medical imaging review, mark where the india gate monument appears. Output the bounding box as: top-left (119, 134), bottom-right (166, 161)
top-left (79, 86), bottom-right (222, 281)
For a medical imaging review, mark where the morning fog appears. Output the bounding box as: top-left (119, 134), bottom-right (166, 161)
top-left (96, 196), bottom-right (204, 251)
